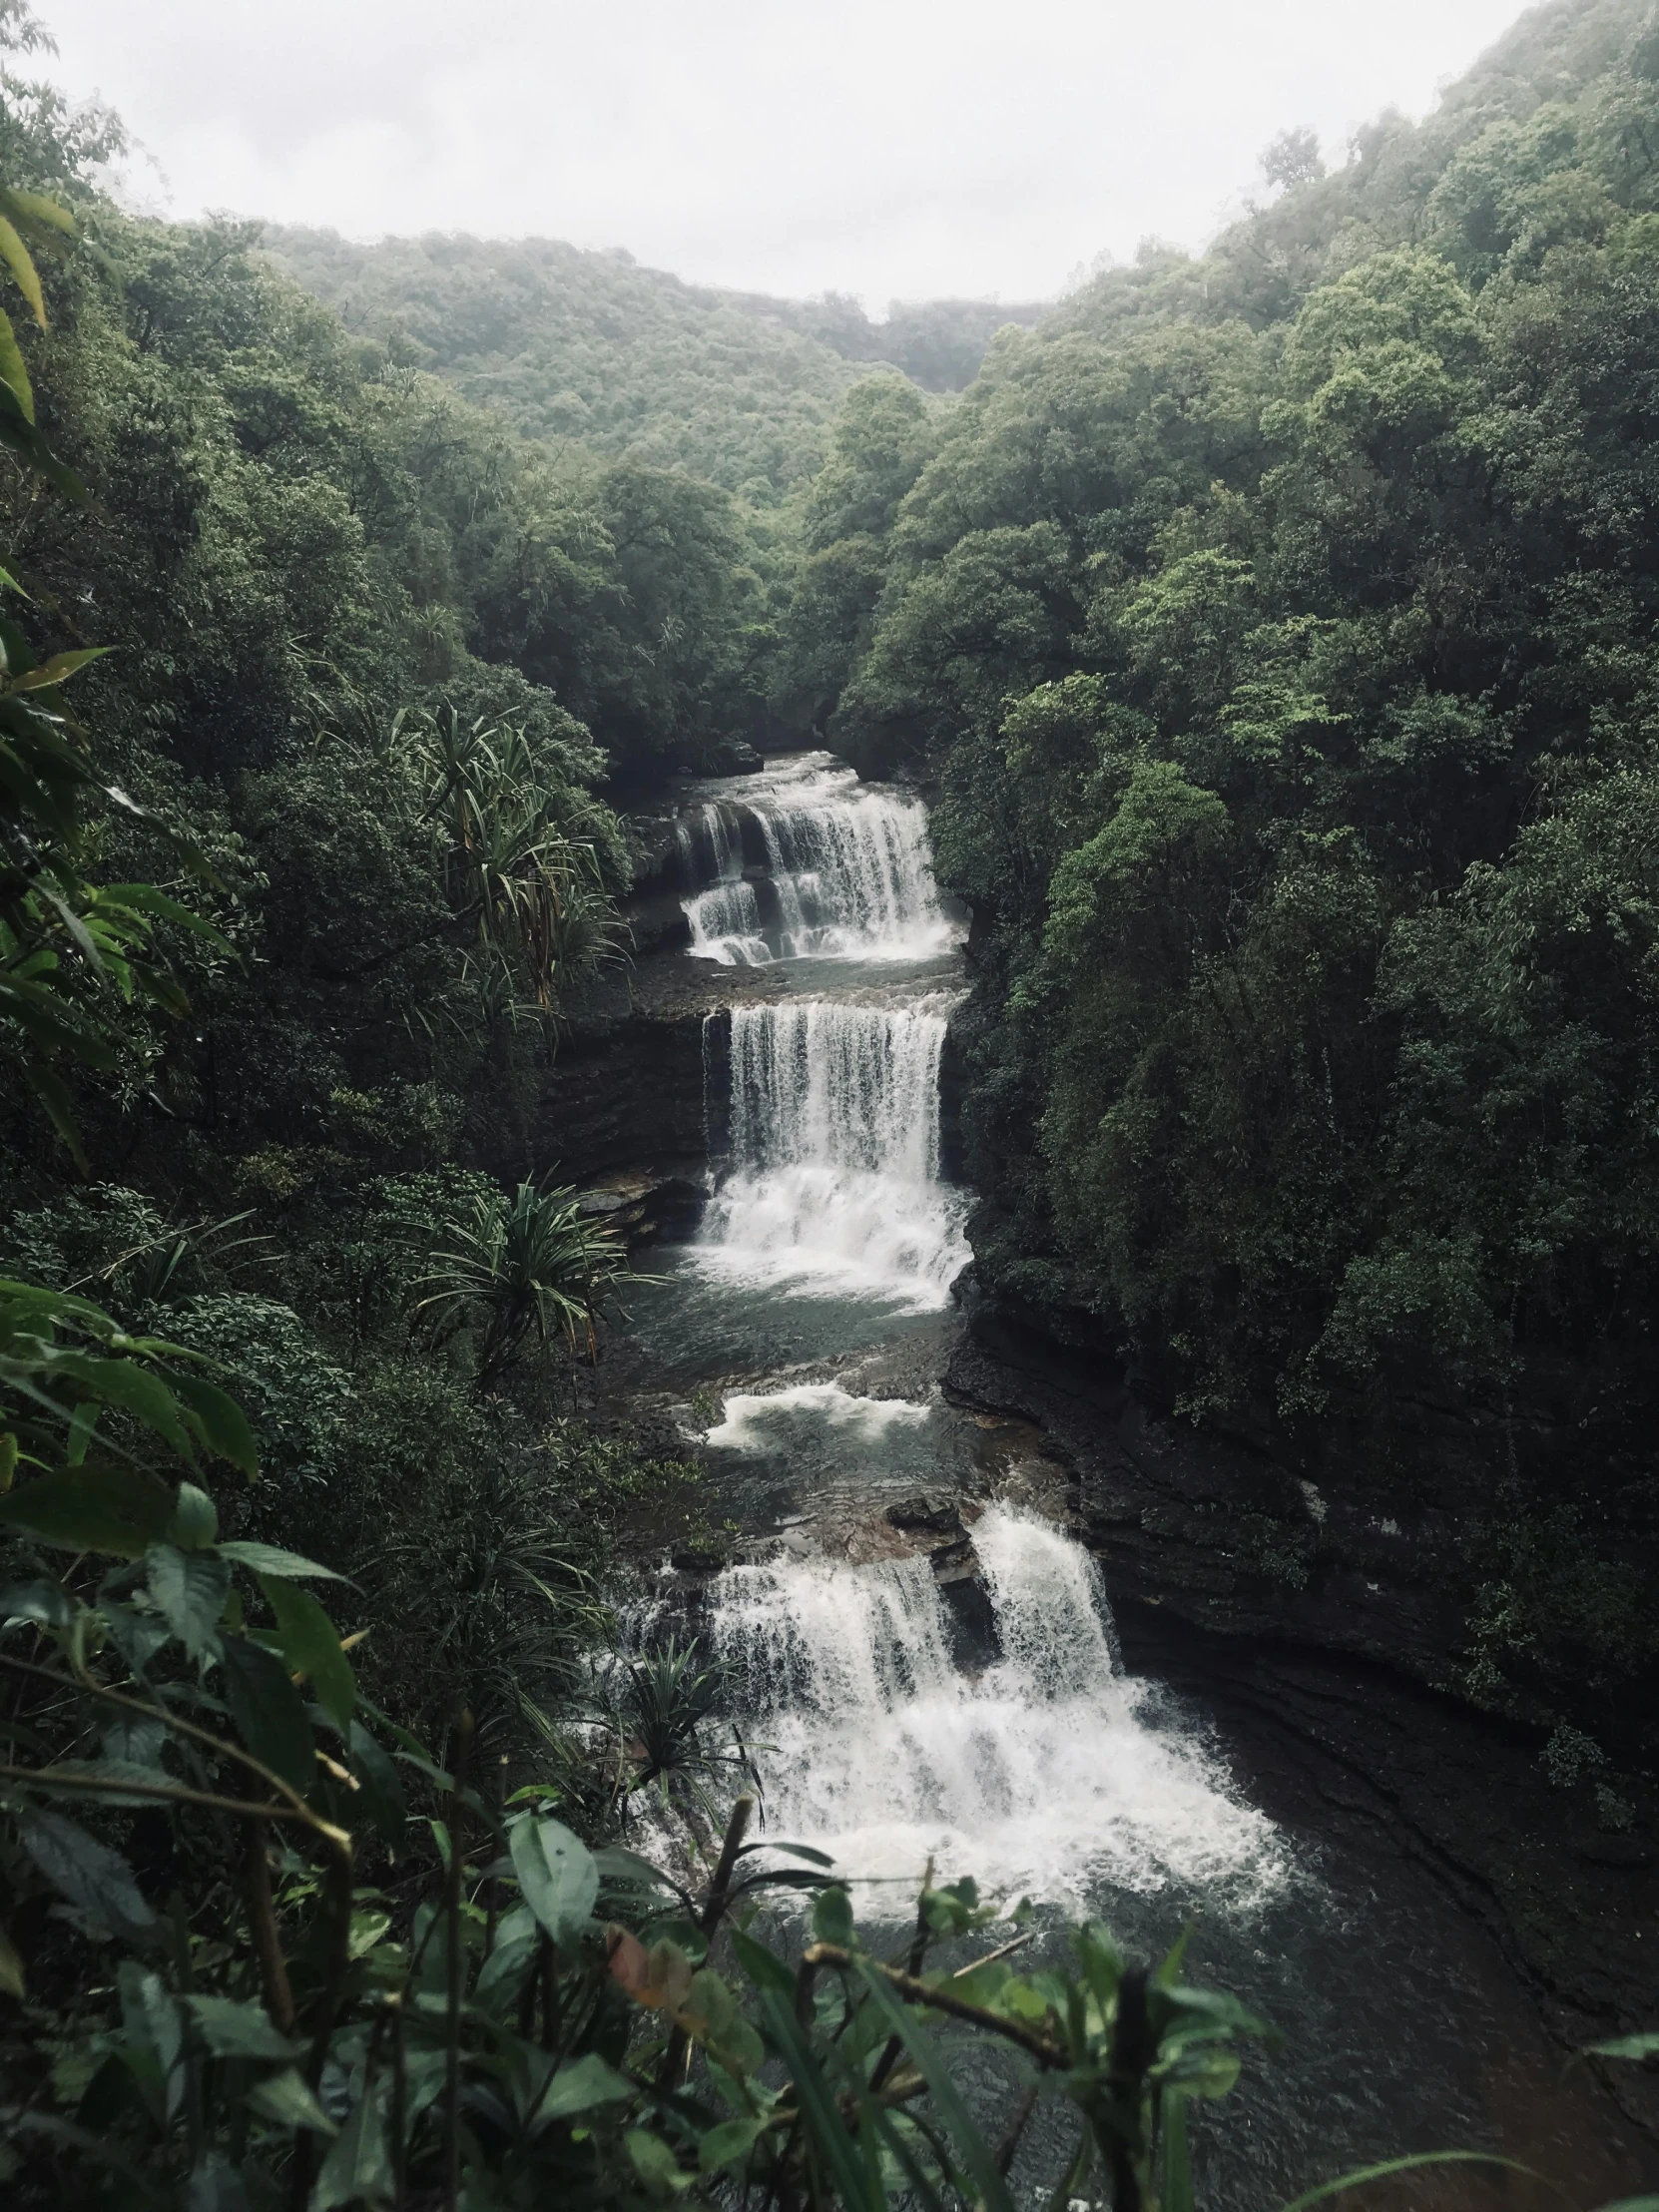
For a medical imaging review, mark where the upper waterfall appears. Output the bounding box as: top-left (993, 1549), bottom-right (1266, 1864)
top-left (673, 754), bottom-right (959, 965)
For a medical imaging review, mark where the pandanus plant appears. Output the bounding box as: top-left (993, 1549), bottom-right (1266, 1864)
top-left (416, 707), bottom-right (625, 1011)
top-left (416, 1177), bottom-right (628, 1388)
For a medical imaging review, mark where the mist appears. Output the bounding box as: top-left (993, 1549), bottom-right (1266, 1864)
top-left (45, 0), bottom-right (1524, 303)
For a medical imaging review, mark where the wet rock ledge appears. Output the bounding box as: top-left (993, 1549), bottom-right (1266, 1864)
top-left (943, 1308), bottom-right (1659, 2149)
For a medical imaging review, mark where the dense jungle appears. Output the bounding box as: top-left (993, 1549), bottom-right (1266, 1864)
top-left (2, 0), bottom-right (1659, 2204)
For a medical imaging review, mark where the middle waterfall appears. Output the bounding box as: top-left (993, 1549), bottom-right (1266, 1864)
top-left (695, 997), bottom-right (970, 1307)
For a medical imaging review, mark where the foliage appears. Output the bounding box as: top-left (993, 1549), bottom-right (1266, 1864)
top-left (416, 1179), bottom-right (629, 1388)
top-left (821, 0), bottom-right (1659, 1730)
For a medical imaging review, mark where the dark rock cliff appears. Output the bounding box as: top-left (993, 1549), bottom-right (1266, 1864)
top-left (943, 1304), bottom-right (1659, 2146)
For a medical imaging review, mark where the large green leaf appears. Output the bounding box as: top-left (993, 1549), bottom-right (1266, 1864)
top-left (164, 1372), bottom-right (259, 1477)
top-left (0, 1463), bottom-right (174, 1556)
top-left (256, 1574), bottom-right (355, 1732)
top-left (345, 1717), bottom-right (406, 1850)
top-left (19, 1808), bottom-right (158, 1945)
top-left (169, 1481), bottom-right (218, 1550)
top-left (220, 1633), bottom-right (315, 1796)
top-left (145, 1543), bottom-right (230, 1662)
top-left (245, 2066), bottom-right (337, 2137)
top-left (0, 304), bottom-right (32, 420)
top-left (184, 1994), bottom-right (301, 2061)
top-left (312, 2079), bottom-right (393, 2210)
top-left (542, 2051), bottom-right (635, 2118)
top-left (0, 213), bottom-right (45, 324)
top-left (854, 1961), bottom-right (1015, 2212)
top-left (219, 1540), bottom-right (344, 1582)
top-left (508, 1812), bottom-right (598, 1945)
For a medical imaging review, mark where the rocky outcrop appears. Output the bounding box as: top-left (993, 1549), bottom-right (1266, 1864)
top-left (943, 1304), bottom-right (1659, 2146)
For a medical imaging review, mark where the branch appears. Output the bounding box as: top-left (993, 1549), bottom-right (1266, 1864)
top-left (0, 1762), bottom-right (316, 1827)
top-left (0, 1651), bottom-right (348, 1850)
top-left (801, 1942), bottom-right (1066, 2068)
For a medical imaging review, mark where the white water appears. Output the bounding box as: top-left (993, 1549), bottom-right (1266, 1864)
top-left (695, 997), bottom-right (971, 1309)
top-left (705, 1381), bottom-right (931, 1451)
top-left (676, 756), bottom-right (958, 965)
top-left (678, 804), bottom-right (771, 965)
top-left (706, 1505), bottom-right (1284, 1913)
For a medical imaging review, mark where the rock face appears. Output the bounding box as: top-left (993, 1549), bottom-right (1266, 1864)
top-left (944, 1302), bottom-right (1659, 2148)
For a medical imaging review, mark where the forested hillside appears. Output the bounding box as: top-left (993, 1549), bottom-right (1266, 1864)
top-left (264, 227), bottom-right (1046, 502)
top-left (815, 0), bottom-right (1659, 1729)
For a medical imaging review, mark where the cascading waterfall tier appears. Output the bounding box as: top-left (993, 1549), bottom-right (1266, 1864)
top-left (678, 804), bottom-right (769, 964)
top-left (675, 755), bottom-right (959, 965)
top-left (702, 1505), bottom-right (1284, 1910)
top-left (695, 996), bottom-right (970, 1306)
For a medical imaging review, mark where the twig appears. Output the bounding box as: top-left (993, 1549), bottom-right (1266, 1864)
top-left (995, 2079), bottom-right (1041, 2177)
top-left (443, 1707), bottom-right (474, 2212)
top-left (246, 1821), bottom-right (295, 2034)
top-left (660, 1793), bottom-right (755, 2089)
top-left (870, 1856), bottom-right (933, 2091)
top-left (0, 1763), bottom-right (320, 1828)
top-left (0, 1651), bottom-right (343, 1843)
top-left (389, 1994), bottom-right (408, 2212)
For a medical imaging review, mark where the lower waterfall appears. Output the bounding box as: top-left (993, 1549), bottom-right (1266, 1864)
top-left (695, 996), bottom-right (970, 1307)
top-left (703, 1505), bottom-right (1283, 1911)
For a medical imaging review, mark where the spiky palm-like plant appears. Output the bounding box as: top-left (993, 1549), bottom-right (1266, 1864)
top-left (417, 1178), bottom-right (627, 1388)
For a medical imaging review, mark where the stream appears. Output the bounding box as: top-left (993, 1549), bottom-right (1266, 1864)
top-left (592, 753), bottom-right (1635, 2210)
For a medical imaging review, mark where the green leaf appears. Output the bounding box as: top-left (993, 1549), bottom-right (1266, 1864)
top-left (1589, 2033), bottom-right (1659, 2060)
top-left (35, 1758), bottom-right (179, 1809)
top-left (542, 2051), bottom-right (635, 2118)
top-left (699, 2115), bottom-right (767, 2172)
top-left (184, 1993), bottom-right (301, 2060)
top-left (731, 1924), bottom-right (796, 2002)
top-left (13, 647), bottom-right (110, 690)
top-left (167, 1372), bottom-right (259, 1478)
top-left (0, 303), bottom-right (32, 420)
top-left (346, 1718), bottom-right (406, 1850)
top-left (627, 2129), bottom-right (696, 2193)
top-left (256, 1573), bottom-right (355, 1732)
top-left (219, 1540), bottom-right (344, 1581)
top-left (755, 1987), bottom-right (880, 2212)
top-left (509, 1812), bottom-right (598, 1944)
top-left (312, 2078), bottom-right (393, 2209)
top-left (1277, 2153), bottom-right (1536, 2212)
top-left (170, 1481), bottom-right (218, 1550)
top-left (0, 1463), bottom-right (175, 1556)
top-left (146, 1543), bottom-right (230, 1663)
top-left (220, 1634), bottom-right (315, 1797)
top-left (0, 213), bottom-right (46, 324)
top-left (19, 1808), bottom-right (159, 1944)
top-left (0, 1575), bottom-right (72, 1629)
top-left (854, 1962), bottom-right (1013, 2212)
top-left (812, 1883), bottom-right (854, 1947)
top-left (245, 2065), bottom-right (337, 2137)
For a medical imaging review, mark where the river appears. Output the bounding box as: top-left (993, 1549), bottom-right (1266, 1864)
top-left (590, 751), bottom-right (1640, 2210)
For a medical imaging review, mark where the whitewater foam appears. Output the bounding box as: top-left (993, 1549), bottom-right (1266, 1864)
top-left (704, 1506), bottom-right (1285, 1914)
top-left (695, 997), bottom-right (970, 1309)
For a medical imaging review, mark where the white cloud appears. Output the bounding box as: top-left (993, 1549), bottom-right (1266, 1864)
top-left (38, 0), bottom-right (1524, 303)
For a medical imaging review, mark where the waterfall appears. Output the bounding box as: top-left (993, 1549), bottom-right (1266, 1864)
top-left (676, 756), bottom-right (958, 964)
top-left (703, 1505), bottom-right (1284, 1910)
top-left (695, 997), bottom-right (970, 1307)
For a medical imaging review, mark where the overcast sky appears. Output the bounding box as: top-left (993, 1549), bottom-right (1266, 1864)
top-left (37, 0), bottom-right (1526, 307)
